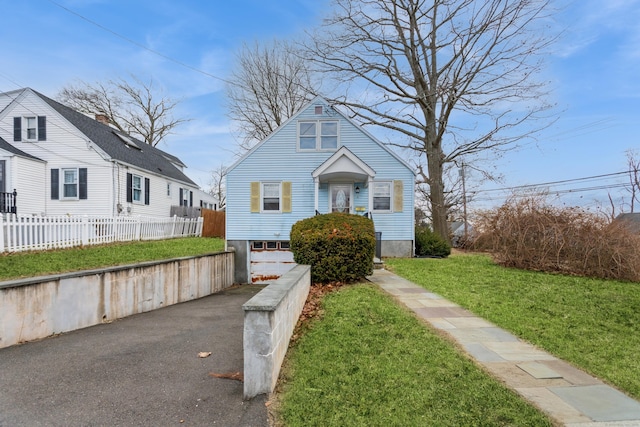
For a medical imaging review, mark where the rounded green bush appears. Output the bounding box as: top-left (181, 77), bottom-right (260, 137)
top-left (290, 213), bottom-right (375, 284)
top-left (415, 226), bottom-right (451, 257)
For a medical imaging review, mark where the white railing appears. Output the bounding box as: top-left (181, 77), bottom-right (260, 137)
top-left (0, 215), bottom-right (203, 253)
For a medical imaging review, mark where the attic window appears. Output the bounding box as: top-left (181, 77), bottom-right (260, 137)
top-left (114, 131), bottom-right (141, 150)
top-left (314, 105), bottom-right (323, 115)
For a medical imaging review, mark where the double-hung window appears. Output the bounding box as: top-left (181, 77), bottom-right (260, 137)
top-left (298, 120), bottom-right (339, 151)
top-left (50, 168), bottom-right (87, 200)
top-left (13, 116), bottom-right (46, 141)
top-left (132, 175), bottom-right (143, 202)
top-left (372, 182), bottom-right (392, 212)
top-left (62, 168), bottom-right (78, 199)
top-left (126, 172), bottom-right (150, 205)
top-left (262, 182), bottom-right (281, 212)
top-left (26, 117), bottom-right (38, 140)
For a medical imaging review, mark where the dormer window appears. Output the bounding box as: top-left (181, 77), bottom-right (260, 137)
top-left (314, 105), bottom-right (323, 115)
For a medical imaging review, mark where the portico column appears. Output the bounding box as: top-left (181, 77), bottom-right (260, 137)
top-left (314, 177), bottom-right (319, 213)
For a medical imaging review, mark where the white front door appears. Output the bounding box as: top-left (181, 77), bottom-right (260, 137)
top-left (330, 184), bottom-right (352, 213)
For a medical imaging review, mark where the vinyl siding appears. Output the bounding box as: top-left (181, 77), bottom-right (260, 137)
top-left (12, 156), bottom-right (46, 216)
top-left (0, 90), bottom-right (199, 218)
top-left (227, 100), bottom-right (415, 242)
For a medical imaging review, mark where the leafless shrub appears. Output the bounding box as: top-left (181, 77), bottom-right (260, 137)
top-left (471, 196), bottom-right (640, 281)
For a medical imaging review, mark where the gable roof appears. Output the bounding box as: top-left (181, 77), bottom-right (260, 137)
top-left (0, 136), bottom-right (43, 161)
top-left (228, 95), bottom-right (416, 175)
top-left (312, 146), bottom-right (376, 182)
top-left (9, 88), bottom-right (196, 186)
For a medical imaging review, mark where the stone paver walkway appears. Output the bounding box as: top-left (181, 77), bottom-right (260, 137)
top-left (367, 269), bottom-right (640, 427)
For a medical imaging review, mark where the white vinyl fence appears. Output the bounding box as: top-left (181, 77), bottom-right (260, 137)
top-left (0, 214), bottom-right (203, 253)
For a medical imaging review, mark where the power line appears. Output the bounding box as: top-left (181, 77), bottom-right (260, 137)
top-left (478, 171), bottom-right (629, 194)
top-left (46, 0), bottom-right (230, 84)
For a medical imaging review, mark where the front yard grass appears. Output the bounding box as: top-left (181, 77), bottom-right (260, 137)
top-left (0, 237), bottom-right (224, 281)
top-left (275, 284), bottom-right (553, 426)
top-left (386, 253), bottom-right (640, 401)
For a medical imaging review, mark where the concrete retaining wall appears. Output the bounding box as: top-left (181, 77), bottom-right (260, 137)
top-left (0, 251), bottom-right (234, 349)
top-left (242, 264), bottom-right (311, 399)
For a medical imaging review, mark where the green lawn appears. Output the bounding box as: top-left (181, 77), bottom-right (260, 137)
top-left (0, 237), bottom-right (225, 281)
top-left (386, 253), bottom-right (640, 400)
top-left (275, 284), bottom-right (553, 426)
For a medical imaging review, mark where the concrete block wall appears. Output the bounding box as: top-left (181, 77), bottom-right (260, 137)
top-left (0, 252), bottom-right (234, 349)
top-left (242, 264), bottom-right (311, 399)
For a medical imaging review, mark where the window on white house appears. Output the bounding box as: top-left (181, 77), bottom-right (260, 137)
top-left (62, 168), bottom-right (78, 199)
top-left (26, 117), bottom-right (37, 140)
top-left (167, 182), bottom-right (171, 197)
top-left (181, 188), bottom-right (190, 206)
top-left (262, 182), bottom-right (281, 211)
top-left (298, 120), bottom-right (339, 151)
top-left (372, 182), bottom-right (392, 212)
top-left (132, 175), bottom-right (143, 202)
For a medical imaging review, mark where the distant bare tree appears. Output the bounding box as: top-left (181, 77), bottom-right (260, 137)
top-left (208, 163), bottom-right (227, 210)
top-left (226, 39), bottom-right (316, 151)
top-left (305, 0), bottom-right (556, 243)
top-left (57, 76), bottom-right (188, 146)
top-left (625, 150), bottom-right (640, 213)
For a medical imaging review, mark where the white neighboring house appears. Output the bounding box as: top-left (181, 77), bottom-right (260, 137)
top-left (0, 88), bottom-right (203, 218)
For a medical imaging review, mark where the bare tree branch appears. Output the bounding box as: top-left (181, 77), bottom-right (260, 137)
top-left (225, 39), bottom-right (317, 151)
top-left (208, 163), bottom-right (227, 210)
top-left (57, 76), bottom-right (189, 147)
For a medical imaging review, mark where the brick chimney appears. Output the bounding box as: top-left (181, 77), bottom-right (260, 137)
top-left (95, 114), bottom-right (110, 125)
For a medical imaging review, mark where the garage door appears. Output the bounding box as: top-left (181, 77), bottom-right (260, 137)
top-left (250, 241), bottom-right (296, 283)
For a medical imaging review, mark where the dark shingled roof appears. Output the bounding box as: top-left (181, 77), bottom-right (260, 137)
top-left (33, 90), bottom-right (196, 186)
top-left (0, 136), bottom-right (43, 161)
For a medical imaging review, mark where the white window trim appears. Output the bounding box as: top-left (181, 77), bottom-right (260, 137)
top-left (181, 187), bottom-right (191, 206)
top-left (24, 116), bottom-right (38, 141)
top-left (166, 182), bottom-right (172, 198)
top-left (60, 167), bottom-right (79, 200)
top-left (372, 181), bottom-right (393, 213)
top-left (261, 182), bottom-right (282, 213)
top-left (297, 120), bottom-right (339, 152)
top-left (132, 174), bottom-right (144, 204)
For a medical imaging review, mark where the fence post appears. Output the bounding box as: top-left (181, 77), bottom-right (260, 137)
top-left (135, 216), bottom-right (142, 241)
top-left (81, 215), bottom-right (89, 246)
top-left (0, 215), bottom-right (5, 252)
top-left (171, 215), bottom-right (177, 237)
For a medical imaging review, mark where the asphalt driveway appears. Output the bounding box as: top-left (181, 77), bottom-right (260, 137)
top-left (0, 284), bottom-right (268, 427)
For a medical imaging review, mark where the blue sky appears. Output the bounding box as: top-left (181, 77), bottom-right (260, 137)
top-left (1, 0), bottom-right (639, 212)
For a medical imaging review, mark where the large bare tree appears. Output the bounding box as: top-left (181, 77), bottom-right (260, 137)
top-left (306, 0), bottom-right (556, 242)
top-left (57, 76), bottom-right (187, 147)
top-left (226, 40), bottom-right (316, 150)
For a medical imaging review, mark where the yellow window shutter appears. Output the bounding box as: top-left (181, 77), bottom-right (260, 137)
top-left (393, 180), bottom-right (403, 212)
top-left (282, 181), bottom-right (292, 213)
top-left (250, 182), bottom-right (260, 212)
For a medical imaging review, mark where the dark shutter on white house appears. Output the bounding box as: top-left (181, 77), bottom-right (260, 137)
top-left (13, 117), bottom-right (21, 141)
top-left (37, 116), bottom-right (46, 141)
top-left (179, 188), bottom-right (184, 206)
top-left (189, 190), bottom-right (193, 207)
top-left (79, 168), bottom-right (88, 200)
top-left (144, 178), bottom-right (150, 205)
top-left (126, 173), bottom-right (133, 203)
top-left (50, 169), bottom-right (59, 200)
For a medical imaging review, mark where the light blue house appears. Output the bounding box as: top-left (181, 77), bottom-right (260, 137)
top-left (226, 97), bottom-right (415, 283)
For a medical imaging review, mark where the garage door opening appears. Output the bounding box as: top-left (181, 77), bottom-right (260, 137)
top-left (250, 241), bottom-right (296, 283)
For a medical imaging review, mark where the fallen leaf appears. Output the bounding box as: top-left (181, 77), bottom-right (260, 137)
top-left (198, 351), bottom-right (212, 358)
top-left (209, 371), bottom-right (244, 382)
